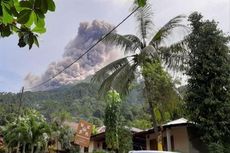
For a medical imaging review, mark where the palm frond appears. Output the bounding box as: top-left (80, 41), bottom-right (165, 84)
top-left (133, 2), bottom-right (154, 45)
top-left (141, 45), bottom-right (158, 58)
top-left (112, 62), bottom-right (138, 96)
top-left (91, 56), bottom-right (130, 83)
top-left (98, 62), bottom-right (130, 97)
top-left (98, 58), bottom-right (138, 97)
top-left (159, 39), bottom-right (189, 71)
top-left (124, 34), bottom-right (143, 50)
top-left (149, 15), bottom-right (187, 48)
top-left (103, 33), bottom-right (140, 54)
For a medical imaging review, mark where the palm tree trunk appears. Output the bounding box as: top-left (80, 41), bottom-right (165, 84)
top-left (144, 73), bottom-right (160, 150)
top-left (159, 108), bottom-right (165, 122)
top-left (8, 147), bottom-right (12, 153)
top-left (144, 75), bottom-right (159, 134)
top-left (44, 142), bottom-right (48, 153)
top-left (35, 145), bottom-right (40, 153)
top-left (31, 144), bottom-right (34, 153)
top-left (16, 142), bottom-right (20, 153)
top-left (23, 142), bottom-right (26, 153)
top-left (148, 100), bottom-right (159, 137)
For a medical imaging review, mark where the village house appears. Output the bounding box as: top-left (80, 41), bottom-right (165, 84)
top-left (87, 118), bottom-right (207, 153)
top-left (88, 126), bottom-right (144, 152)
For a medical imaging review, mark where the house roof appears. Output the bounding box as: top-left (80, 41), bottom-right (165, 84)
top-left (91, 126), bottom-right (143, 141)
top-left (63, 121), bottom-right (78, 131)
top-left (163, 118), bottom-right (188, 127)
top-left (97, 125), bottom-right (106, 133)
top-left (95, 126), bottom-right (143, 133)
top-left (130, 127), bottom-right (143, 133)
top-left (134, 118), bottom-right (191, 136)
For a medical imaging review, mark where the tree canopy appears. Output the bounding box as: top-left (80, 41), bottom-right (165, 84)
top-left (0, 0), bottom-right (55, 49)
top-left (186, 12), bottom-right (230, 152)
top-left (92, 1), bottom-right (188, 146)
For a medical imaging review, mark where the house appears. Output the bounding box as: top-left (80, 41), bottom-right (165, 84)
top-left (134, 118), bottom-right (207, 153)
top-left (88, 118), bottom-right (207, 153)
top-left (88, 126), bottom-right (143, 152)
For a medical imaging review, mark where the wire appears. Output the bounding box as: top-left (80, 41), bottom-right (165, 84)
top-left (25, 7), bottom-right (139, 91)
top-left (26, 7), bottom-right (139, 90)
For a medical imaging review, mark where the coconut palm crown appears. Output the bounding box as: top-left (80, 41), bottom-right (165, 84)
top-left (92, 2), bottom-right (188, 97)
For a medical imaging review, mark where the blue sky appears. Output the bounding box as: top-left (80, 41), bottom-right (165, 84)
top-left (0, 0), bottom-right (229, 92)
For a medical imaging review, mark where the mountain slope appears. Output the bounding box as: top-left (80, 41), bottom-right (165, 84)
top-left (0, 81), bottom-right (145, 126)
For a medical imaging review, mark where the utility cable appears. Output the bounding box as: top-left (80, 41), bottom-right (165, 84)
top-left (25, 7), bottom-right (139, 91)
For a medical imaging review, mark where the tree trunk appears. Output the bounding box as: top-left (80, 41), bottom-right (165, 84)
top-left (16, 142), bottom-right (20, 153)
top-left (144, 75), bottom-right (159, 137)
top-left (31, 144), bottom-right (34, 153)
top-left (159, 108), bottom-right (165, 123)
top-left (43, 142), bottom-right (48, 153)
top-left (144, 74), bottom-right (160, 150)
top-left (35, 144), bottom-right (40, 153)
top-left (148, 100), bottom-right (159, 137)
top-left (23, 142), bottom-right (26, 153)
top-left (8, 147), bottom-right (12, 153)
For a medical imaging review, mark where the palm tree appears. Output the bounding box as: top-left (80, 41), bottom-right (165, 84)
top-left (25, 110), bottom-right (51, 153)
top-left (92, 1), bottom-right (188, 143)
top-left (1, 109), bottom-right (51, 153)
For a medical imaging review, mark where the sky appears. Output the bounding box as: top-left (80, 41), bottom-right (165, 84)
top-left (0, 0), bottom-right (229, 92)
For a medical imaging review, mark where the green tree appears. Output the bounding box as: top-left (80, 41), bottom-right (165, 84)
top-left (0, 109), bottom-right (51, 153)
top-left (118, 126), bottom-right (133, 153)
top-left (93, 0), bottom-right (187, 141)
top-left (104, 90), bottom-right (121, 152)
top-left (142, 59), bottom-right (180, 125)
top-left (131, 119), bottom-right (152, 130)
top-left (185, 12), bottom-right (230, 152)
top-left (0, 0), bottom-right (55, 49)
top-left (50, 110), bottom-right (73, 152)
top-left (118, 116), bottom-right (134, 153)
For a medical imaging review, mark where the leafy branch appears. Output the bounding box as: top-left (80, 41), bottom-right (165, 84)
top-left (0, 0), bottom-right (55, 49)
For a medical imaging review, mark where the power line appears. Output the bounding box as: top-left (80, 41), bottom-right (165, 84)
top-left (25, 7), bottom-right (139, 91)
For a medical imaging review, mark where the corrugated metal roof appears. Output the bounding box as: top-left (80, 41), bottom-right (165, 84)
top-left (93, 126), bottom-right (143, 136)
top-left (163, 118), bottom-right (188, 127)
top-left (130, 127), bottom-right (143, 133)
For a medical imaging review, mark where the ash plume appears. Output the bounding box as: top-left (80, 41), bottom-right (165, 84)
top-left (24, 20), bottom-right (123, 91)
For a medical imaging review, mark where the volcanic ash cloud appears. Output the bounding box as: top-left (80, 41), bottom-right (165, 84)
top-left (24, 20), bottom-right (123, 91)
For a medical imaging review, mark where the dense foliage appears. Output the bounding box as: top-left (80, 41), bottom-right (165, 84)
top-left (117, 126), bottom-right (133, 153)
top-left (0, 82), bottom-right (152, 129)
top-left (0, 0), bottom-right (55, 49)
top-left (93, 1), bottom-right (187, 146)
top-left (0, 0), bottom-right (146, 49)
top-left (104, 90), bottom-right (121, 151)
top-left (0, 80), bottom-right (184, 152)
top-left (142, 58), bottom-right (183, 129)
top-left (186, 12), bottom-right (230, 152)
top-left (104, 90), bottom-right (133, 153)
top-left (0, 109), bottom-right (51, 153)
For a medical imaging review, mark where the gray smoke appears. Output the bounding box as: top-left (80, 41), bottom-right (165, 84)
top-left (24, 20), bottom-right (123, 91)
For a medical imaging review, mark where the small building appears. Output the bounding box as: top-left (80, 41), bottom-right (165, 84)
top-left (134, 118), bottom-right (207, 153)
top-left (89, 126), bottom-right (143, 152)
top-left (88, 118), bottom-right (207, 153)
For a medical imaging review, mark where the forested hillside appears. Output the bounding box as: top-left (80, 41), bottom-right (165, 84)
top-left (0, 79), bottom-right (183, 129)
